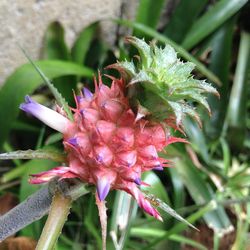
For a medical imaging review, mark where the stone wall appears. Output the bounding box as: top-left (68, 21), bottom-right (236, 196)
top-left (0, 0), bottom-right (137, 86)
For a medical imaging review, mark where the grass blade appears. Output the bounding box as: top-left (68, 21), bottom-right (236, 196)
top-left (71, 22), bottom-right (98, 64)
top-left (43, 21), bottom-right (70, 60)
top-left (182, 0), bottom-right (248, 50)
top-left (225, 31), bottom-right (250, 149)
top-left (164, 0), bottom-right (208, 43)
top-left (205, 17), bottom-right (236, 139)
top-left (134, 0), bottom-right (166, 37)
top-left (19, 46), bottom-right (73, 120)
top-left (43, 21), bottom-right (76, 104)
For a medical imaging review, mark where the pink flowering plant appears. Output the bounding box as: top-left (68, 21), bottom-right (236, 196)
top-left (0, 37), bottom-right (217, 249)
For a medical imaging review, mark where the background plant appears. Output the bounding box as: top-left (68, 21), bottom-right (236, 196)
top-left (0, 0), bottom-right (249, 249)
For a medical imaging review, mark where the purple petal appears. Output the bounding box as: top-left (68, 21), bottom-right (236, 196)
top-left (25, 95), bottom-right (34, 103)
top-left (97, 177), bottom-right (110, 201)
top-left (96, 155), bottom-right (103, 164)
top-left (153, 165), bottom-right (164, 171)
top-left (19, 95), bottom-right (43, 115)
top-left (76, 95), bottom-right (82, 102)
top-left (19, 95), bottom-right (69, 133)
top-left (82, 87), bottom-right (93, 101)
top-left (68, 138), bottom-right (78, 147)
top-left (134, 177), bottom-right (141, 185)
top-left (80, 109), bottom-right (85, 117)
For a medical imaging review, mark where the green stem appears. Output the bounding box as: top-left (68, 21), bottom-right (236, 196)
top-left (36, 192), bottom-right (72, 250)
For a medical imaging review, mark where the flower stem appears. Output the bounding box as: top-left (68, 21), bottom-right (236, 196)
top-left (36, 192), bottom-right (72, 250)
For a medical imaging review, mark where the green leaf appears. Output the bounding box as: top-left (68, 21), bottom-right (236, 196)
top-left (115, 19), bottom-right (221, 85)
top-left (43, 21), bottom-right (70, 60)
top-left (205, 17), bottom-right (236, 139)
top-left (0, 60), bottom-right (93, 149)
top-left (164, 0), bottom-right (208, 43)
top-left (167, 145), bottom-right (233, 234)
top-left (130, 228), bottom-right (207, 250)
top-left (0, 149), bottom-right (66, 162)
top-left (45, 133), bottom-right (63, 145)
top-left (142, 171), bottom-right (170, 204)
top-left (168, 234), bottom-right (207, 250)
top-left (43, 21), bottom-right (76, 104)
top-left (20, 48), bottom-right (74, 121)
top-left (110, 191), bottom-right (137, 250)
top-left (134, 0), bottom-right (166, 37)
top-left (226, 31), bottom-right (250, 149)
top-left (182, 0), bottom-right (248, 50)
top-left (142, 191), bottom-right (198, 231)
top-left (169, 168), bottom-right (185, 209)
top-left (71, 22), bottom-right (98, 64)
top-left (145, 201), bottom-right (217, 249)
top-left (183, 117), bottom-right (210, 162)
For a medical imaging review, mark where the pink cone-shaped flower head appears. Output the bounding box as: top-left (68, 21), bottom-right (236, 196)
top-left (20, 76), bottom-right (186, 221)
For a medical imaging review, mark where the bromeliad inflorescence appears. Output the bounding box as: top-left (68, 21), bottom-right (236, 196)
top-left (20, 75), bottom-right (186, 221)
top-left (17, 37), bottom-right (218, 248)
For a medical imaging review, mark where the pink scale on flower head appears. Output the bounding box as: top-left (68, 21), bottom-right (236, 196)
top-left (20, 74), bottom-right (186, 221)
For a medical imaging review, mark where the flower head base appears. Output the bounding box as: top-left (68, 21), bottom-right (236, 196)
top-left (20, 75), bottom-right (186, 221)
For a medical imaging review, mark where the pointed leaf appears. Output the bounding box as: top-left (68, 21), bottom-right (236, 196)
top-left (182, 0), bottom-right (248, 50)
top-left (71, 22), bottom-right (98, 64)
top-left (142, 191), bottom-right (198, 231)
top-left (19, 47), bottom-right (73, 120)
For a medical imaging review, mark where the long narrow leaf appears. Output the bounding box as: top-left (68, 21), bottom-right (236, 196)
top-left (205, 17), bottom-right (236, 139)
top-left (164, 0), bottom-right (208, 43)
top-left (167, 146), bottom-right (233, 234)
top-left (43, 21), bottom-right (76, 104)
top-left (71, 22), bottom-right (98, 64)
top-left (130, 228), bottom-right (207, 250)
top-left (19, 47), bottom-right (73, 120)
top-left (142, 191), bottom-right (198, 231)
top-left (43, 21), bottom-right (70, 60)
top-left (134, 0), bottom-right (166, 37)
top-left (182, 0), bottom-right (248, 50)
top-left (226, 31), bottom-right (250, 148)
top-left (110, 191), bottom-right (137, 250)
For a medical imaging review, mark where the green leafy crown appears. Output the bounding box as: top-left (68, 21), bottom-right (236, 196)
top-left (108, 36), bottom-right (219, 129)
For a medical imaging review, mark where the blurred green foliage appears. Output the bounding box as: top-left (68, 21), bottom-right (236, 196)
top-left (0, 0), bottom-right (249, 249)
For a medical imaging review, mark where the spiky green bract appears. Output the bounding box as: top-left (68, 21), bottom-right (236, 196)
top-left (108, 36), bottom-right (219, 128)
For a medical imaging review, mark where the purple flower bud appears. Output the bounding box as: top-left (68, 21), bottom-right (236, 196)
top-left (68, 138), bottom-right (78, 147)
top-left (76, 95), bottom-right (82, 103)
top-left (134, 177), bottom-right (141, 185)
top-left (97, 177), bottom-right (110, 201)
top-left (82, 87), bottom-right (93, 101)
top-left (96, 155), bottom-right (103, 164)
